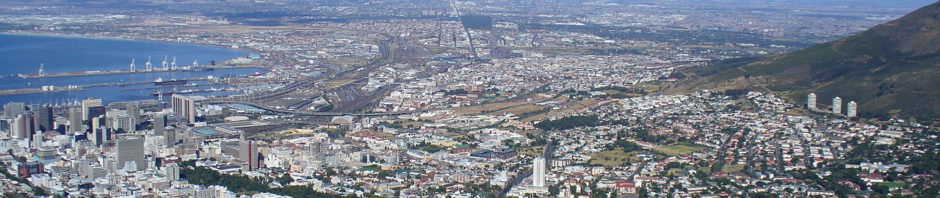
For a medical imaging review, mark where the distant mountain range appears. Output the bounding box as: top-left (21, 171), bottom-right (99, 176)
top-left (669, 2), bottom-right (940, 121)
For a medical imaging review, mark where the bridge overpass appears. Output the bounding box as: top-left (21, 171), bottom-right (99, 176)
top-left (201, 99), bottom-right (418, 117)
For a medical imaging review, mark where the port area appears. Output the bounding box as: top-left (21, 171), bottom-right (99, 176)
top-left (0, 77), bottom-right (213, 96)
top-left (17, 64), bottom-right (262, 79)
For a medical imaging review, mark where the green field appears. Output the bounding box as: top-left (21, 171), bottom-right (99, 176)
top-left (653, 143), bottom-right (708, 156)
top-left (590, 150), bottom-right (643, 167)
top-left (877, 182), bottom-right (906, 188)
top-left (721, 164), bottom-right (746, 173)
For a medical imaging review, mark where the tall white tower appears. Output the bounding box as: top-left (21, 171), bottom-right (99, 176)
top-left (532, 157), bottom-right (545, 188)
top-left (832, 97), bottom-right (842, 114)
top-left (847, 101), bottom-right (857, 117)
top-left (38, 63), bottom-right (45, 77)
top-left (807, 93), bottom-right (817, 110)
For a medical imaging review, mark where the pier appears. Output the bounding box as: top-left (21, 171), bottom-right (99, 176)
top-left (18, 64), bottom-right (261, 79)
top-left (0, 77), bottom-right (213, 96)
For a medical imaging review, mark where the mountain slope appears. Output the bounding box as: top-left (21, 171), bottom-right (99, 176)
top-left (669, 2), bottom-right (940, 120)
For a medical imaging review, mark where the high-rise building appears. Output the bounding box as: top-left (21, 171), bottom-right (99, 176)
top-left (37, 105), bottom-right (54, 132)
top-left (171, 95), bottom-right (197, 124)
top-left (165, 163), bottom-right (180, 181)
top-left (32, 132), bottom-right (43, 148)
top-left (81, 98), bottom-right (103, 121)
top-left (116, 135), bottom-right (146, 171)
top-left (91, 116), bottom-right (110, 147)
top-left (154, 113), bottom-right (168, 136)
top-left (3, 102), bottom-right (26, 118)
top-left (847, 101), bottom-right (858, 118)
top-left (165, 126), bottom-right (177, 146)
top-left (532, 157), bottom-right (545, 187)
top-left (12, 114), bottom-right (34, 139)
top-left (239, 134), bottom-right (259, 170)
top-left (126, 104), bottom-right (140, 124)
top-left (69, 108), bottom-right (84, 133)
top-left (110, 112), bottom-right (136, 132)
top-left (832, 97), bottom-right (842, 114)
top-left (84, 106), bottom-right (106, 132)
top-left (807, 93), bottom-right (817, 110)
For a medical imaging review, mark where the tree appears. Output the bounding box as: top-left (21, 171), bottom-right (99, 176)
top-left (277, 174), bottom-right (294, 185)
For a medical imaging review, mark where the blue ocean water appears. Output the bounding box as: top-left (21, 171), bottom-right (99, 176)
top-left (0, 34), bottom-right (263, 104)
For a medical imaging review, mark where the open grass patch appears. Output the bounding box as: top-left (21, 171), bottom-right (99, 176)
top-left (590, 150), bottom-right (643, 167)
top-left (652, 143), bottom-right (708, 156)
top-left (721, 164), bottom-right (746, 173)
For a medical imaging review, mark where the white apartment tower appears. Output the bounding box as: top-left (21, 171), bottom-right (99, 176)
top-left (847, 101), bottom-right (858, 117)
top-left (832, 97), bottom-right (842, 114)
top-left (532, 157), bottom-right (546, 187)
top-left (807, 93), bottom-right (817, 110)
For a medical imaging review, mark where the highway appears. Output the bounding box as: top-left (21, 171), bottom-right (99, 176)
top-left (202, 99), bottom-right (419, 117)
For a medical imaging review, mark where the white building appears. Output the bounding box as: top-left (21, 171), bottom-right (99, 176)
top-left (532, 157), bottom-right (545, 187)
top-left (847, 101), bottom-right (857, 117)
top-left (807, 93), bottom-right (816, 110)
top-left (832, 97), bottom-right (842, 114)
top-left (172, 95), bottom-right (197, 124)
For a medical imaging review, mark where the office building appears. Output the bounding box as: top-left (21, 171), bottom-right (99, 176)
top-left (117, 135), bottom-right (147, 171)
top-left (91, 116), bottom-right (110, 147)
top-left (165, 163), bottom-right (180, 181)
top-left (532, 157), bottom-right (545, 187)
top-left (4, 102), bottom-right (25, 118)
top-left (110, 112), bottom-right (137, 132)
top-left (239, 134), bottom-right (259, 170)
top-left (12, 114), bottom-right (34, 139)
top-left (37, 105), bottom-right (54, 132)
top-left (81, 98), bottom-right (103, 121)
top-left (32, 133), bottom-right (43, 148)
top-left (847, 101), bottom-right (858, 117)
top-left (69, 108), bottom-right (84, 133)
top-left (154, 113), bottom-right (168, 135)
top-left (165, 126), bottom-right (177, 146)
top-left (832, 97), bottom-right (842, 114)
top-left (172, 95), bottom-right (197, 124)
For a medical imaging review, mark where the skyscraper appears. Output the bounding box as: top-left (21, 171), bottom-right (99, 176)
top-left (37, 105), bottom-right (54, 132)
top-left (69, 108), bottom-right (84, 133)
top-left (847, 101), bottom-right (858, 118)
top-left (154, 113), bottom-right (168, 136)
top-left (532, 157), bottom-right (545, 187)
top-left (171, 95), bottom-right (196, 124)
top-left (12, 114), bottom-right (34, 139)
top-left (165, 126), bottom-right (177, 146)
top-left (3, 102), bottom-right (25, 118)
top-left (91, 115), bottom-right (110, 147)
top-left (81, 98), bottom-right (103, 121)
top-left (83, 106), bottom-right (107, 130)
top-left (832, 97), bottom-right (842, 114)
top-left (239, 133), bottom-right (259, 170)
top-left (116, 135), bottom-right (146, 171)
top-left (807, 93), bottom-right (817, 110)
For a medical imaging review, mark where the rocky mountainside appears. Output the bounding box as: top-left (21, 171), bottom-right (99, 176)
top-left (669, 2), bottom-right (940, 120)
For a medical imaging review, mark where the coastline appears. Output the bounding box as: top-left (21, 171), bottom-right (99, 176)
top-left (0, 31), bottom-right (267, 69)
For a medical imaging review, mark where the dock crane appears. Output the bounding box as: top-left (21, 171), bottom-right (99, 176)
top-left (129, 58), bottom-right (136, 72)
top-left (145, 56), bottom-right (153, 71)
top-left (161, 55), bottom-right (169, 70)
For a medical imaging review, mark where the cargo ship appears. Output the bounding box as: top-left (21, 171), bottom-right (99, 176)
top-left (154, 78), bottom-right (187, 86)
